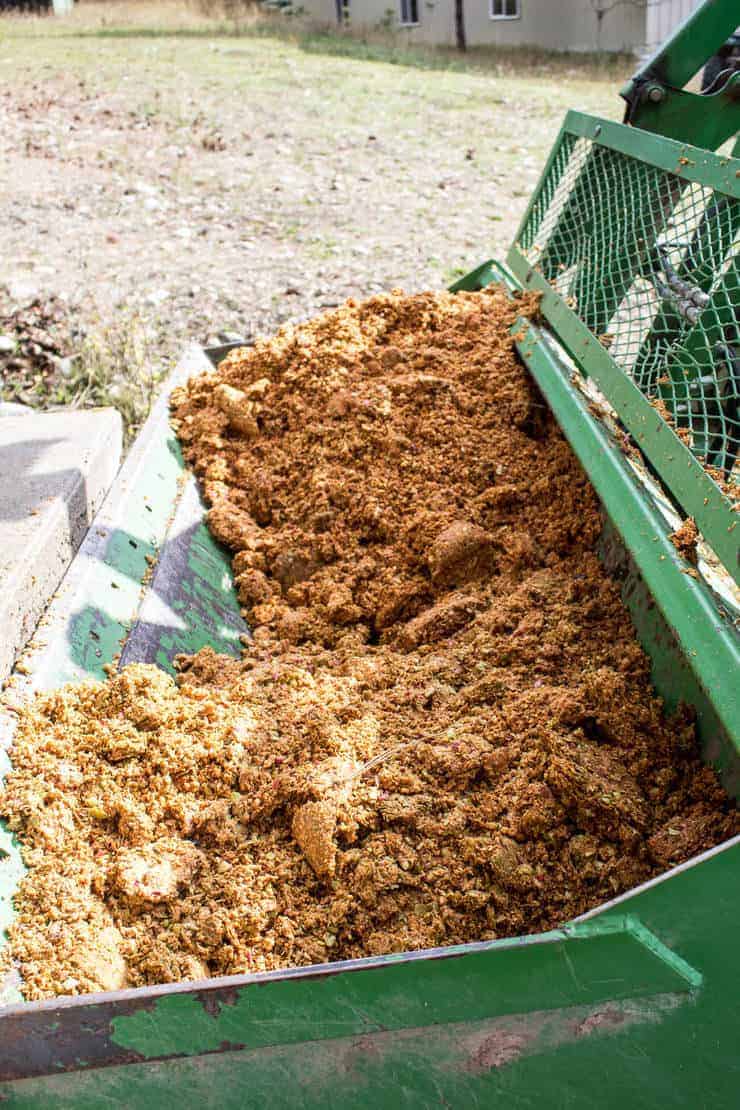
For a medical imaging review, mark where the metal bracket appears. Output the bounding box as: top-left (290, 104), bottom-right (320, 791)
top-left (622, 72), bottom-right (740, 151)
top-left (620, 0), bottom-right (740, 149)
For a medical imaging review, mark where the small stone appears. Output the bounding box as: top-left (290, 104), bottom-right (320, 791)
top-left (56, 356), bottom-right (75, 379)
top-left (6, 280), bottom-right (38, 306)
top-left (145, 288), bottom-right (170, 307)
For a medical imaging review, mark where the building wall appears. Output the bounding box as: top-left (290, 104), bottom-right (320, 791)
top-left (300, 0), bottom-right (713, 54)
top-left (645, 0), bottom-right (702, 52)
top-left (462, 0), bottom-right (646, 53)
top-left (299, 0), bottom-right (650, 54)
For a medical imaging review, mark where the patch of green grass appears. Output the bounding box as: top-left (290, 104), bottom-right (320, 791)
top-left (1, 2), bottom-right (634, 84)
top-left (293, 31), bottom-right (633, 82)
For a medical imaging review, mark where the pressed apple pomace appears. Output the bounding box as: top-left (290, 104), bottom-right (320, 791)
top-left (2, 286), bottom-right (736, 1001)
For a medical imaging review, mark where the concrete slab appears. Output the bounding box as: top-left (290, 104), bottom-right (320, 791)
top-left (0, 408), bottom-right (122, 684)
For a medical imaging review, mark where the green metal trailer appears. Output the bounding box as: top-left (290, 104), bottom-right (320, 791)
top-left (0, 0), bottom-right (738, 1104)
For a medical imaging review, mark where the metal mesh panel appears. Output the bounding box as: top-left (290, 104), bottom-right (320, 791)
top-left (518, 140), bottom-right (740, 484)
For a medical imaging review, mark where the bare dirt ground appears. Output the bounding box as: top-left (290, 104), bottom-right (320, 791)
top-left (0, 1), bottom-right (628, 434)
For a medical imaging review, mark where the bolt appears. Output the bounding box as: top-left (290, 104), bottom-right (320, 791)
top-left (647, 85), bottom-right (666, 104)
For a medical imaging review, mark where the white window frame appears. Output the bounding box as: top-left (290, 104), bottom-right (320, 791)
top-left (398, 0), bottom-right (419, 27)
top-left (489, 0), bottom-right (521, 21)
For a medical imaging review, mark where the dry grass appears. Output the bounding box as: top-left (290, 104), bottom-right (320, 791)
top-left (0, 0), bottom-right (629, 438)
top-left (56, 309), bottom-right (167, 444)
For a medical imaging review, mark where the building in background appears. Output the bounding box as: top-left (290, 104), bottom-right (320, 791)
top-left (302, 0), bottom-right (704, 55)
top-left (0, 1), bottom-right (74, 12)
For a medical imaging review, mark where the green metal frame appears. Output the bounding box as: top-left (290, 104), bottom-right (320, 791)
top-left (621, 0), bottom-right (740, 150)
top-left (507, 111), bottom-right (739, 586)
top-left (512, 317), bottom-right (739, 770)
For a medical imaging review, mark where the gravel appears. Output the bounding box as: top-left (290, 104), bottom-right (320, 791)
top-left (0, 24), bottom-right (623, 431)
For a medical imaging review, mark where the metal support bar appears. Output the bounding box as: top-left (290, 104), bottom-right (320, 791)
top-left (559, 112), bottom-right (740, 197)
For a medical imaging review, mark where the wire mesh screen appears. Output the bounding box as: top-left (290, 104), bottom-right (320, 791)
top-left (518, 137), bottom-right (740, 485)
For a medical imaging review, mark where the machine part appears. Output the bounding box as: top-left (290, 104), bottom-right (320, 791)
top-left (655, 244), bottom-right (710, 311)
top-left (702, 341), bottom-right (740, 477)
top-left (508, 110), bottom-right (739, 584)
top-left (701, 30), bottom-right (740, 95)
top-left (621, 0), bottom-right (740, 151)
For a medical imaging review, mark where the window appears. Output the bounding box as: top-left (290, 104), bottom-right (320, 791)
top-left (490, 0), bottom-right (520, 19)
top-left (399, 0), bottom-right (419, 26)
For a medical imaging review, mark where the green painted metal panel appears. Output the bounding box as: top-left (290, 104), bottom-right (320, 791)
top-left (107, 918), bottom-right (700, 1060)
top-left (1, 844), bottom-right (736, 1108)
top-left (506, 255), bottom-right (739, 582)
top-left (556, 112), bottom-right (740, 198)
top-left (447, 258), bottom-right (519, 294)
top-left (621, 76), bottom-right (740, 151)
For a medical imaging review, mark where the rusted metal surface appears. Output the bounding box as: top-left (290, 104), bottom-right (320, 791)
top-left (0, 914), bottom-right (703, 1082)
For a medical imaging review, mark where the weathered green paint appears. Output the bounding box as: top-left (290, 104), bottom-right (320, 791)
top-left (559, 111), bottom-right (740, 197)
top-left (624, 77), bottom-right (740, 151)
top-left (108, 917), bottom-right (700, 1059)
top-left (52, 426), bottom-right (183, 684)
top-left (120, 508), bottom-right (247, 677)
top-left (600, 515), bottom-right (739, 793)
top-left (23, 348), bottom-right (247, 687)
top-left (447, 258), bottom-right (518, 294)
